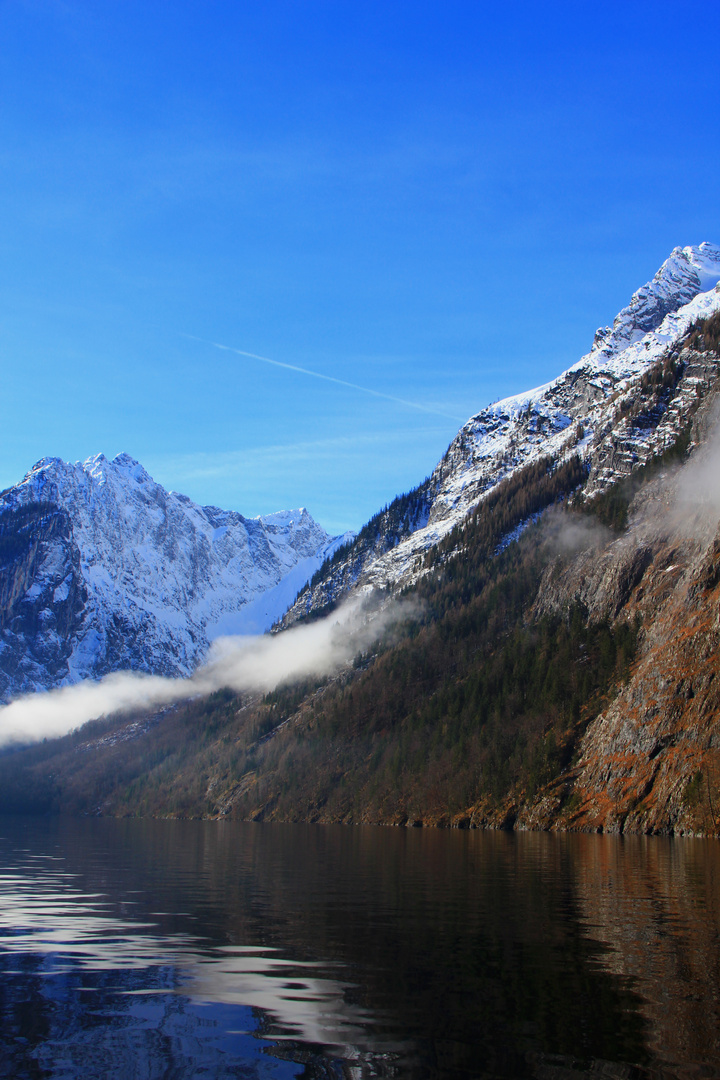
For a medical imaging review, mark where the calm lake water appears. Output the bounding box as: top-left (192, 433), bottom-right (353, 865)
top-left (0, 819), bottom-right (718, 1079)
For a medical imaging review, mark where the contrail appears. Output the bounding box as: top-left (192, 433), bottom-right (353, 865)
top-left (183, 333), bottom-right (465, 421)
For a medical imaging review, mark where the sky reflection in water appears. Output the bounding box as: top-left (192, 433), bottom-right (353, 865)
top-left (0, 847), bottom-right (393, 1077)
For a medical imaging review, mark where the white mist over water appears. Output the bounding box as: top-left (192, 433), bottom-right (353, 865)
top-left (0, 595), bottom-right (414, 748)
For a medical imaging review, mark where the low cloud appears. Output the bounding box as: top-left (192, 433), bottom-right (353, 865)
top-left (670, 409), bottom-right (720, 538)
top-left (542, 508), bottom-right (613, 555)
top-left (0, 594), bottom-right (415, 749)
top-left (544, 405), bottom-right (720, 553)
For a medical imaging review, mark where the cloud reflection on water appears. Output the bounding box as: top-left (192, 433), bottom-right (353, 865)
top-left (0, 861), bottom-right (391, 1058)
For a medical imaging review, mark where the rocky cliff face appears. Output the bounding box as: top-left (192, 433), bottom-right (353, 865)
top-left (283, 244), bottom-right (720, 625)
top-left (0, 454), bottom-right (340, 700)
top-left (519, 376), bottom-right (720, 835)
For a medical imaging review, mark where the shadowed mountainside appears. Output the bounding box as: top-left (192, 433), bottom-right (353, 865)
top-left (1, 310), bottom-right (720, 833)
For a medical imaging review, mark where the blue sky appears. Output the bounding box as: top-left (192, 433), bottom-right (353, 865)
top-left (0, 1), bottom-right (718, 533)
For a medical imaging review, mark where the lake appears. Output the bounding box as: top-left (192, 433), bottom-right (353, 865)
top-left (0, 818), bottom-right (718, 1078)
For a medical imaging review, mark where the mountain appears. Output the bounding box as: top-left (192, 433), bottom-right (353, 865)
top-left (0, 453), bottom-right (347, 701)
top-left (283, 243), bottom-right (720, 622)
top-left (2, 243), bottom-right (720, 836)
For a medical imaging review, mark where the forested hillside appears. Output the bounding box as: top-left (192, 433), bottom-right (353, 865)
top-left (0, 310), bottom-right (719, 834)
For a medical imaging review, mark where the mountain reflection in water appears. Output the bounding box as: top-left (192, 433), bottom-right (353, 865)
top-left (0, 819), bottom-right (718, 1079)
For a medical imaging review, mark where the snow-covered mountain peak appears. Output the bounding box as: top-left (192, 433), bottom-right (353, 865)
top-left (422, 244), bottom-right (720, 538)
top-left (589, 242), bottom-right (720, 361)
top-left (26, 456), bottom-right (65, 481)
top-left (0, 455), bottom-right (341, 700)
top-left (18, 452), bottom-right (155, 501)
top-left (283, 242), bottom-right (720, 622)
top-left (81, 452), bottom-right (155, 489)
top-left (683, 241), bottom-right (720, 291)
top-left (108, 452), bottom-right (153, 482)
top-left (259, 507), bottom-right (309, 527)
top-left (453, 248), bottom-right (720, 484)
top-left (112, 452), bottom-right (137, 467)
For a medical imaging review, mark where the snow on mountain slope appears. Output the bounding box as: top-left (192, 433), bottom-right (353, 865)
top-left (209, 529), bottom-right (354, 636)
top-left (0, 453), bottom-right (340, 700)
top-left (284, 243), bottom-right (720, 616)
top-left (589, 242), bottom-right (720, 358)
top-left (365, 246), bottom-right (720, 586)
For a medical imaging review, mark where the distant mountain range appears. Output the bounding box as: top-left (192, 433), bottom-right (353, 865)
top-left (0, 453), bottom-right (349, 700)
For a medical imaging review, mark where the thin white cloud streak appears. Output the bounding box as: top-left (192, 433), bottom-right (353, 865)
top-left (0, 596), bottom-right (415, 749)
top-left (183, 334), bottom-right (465, 422)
